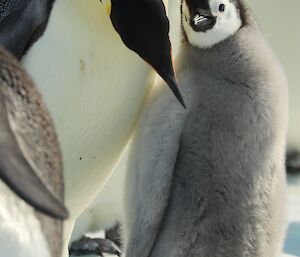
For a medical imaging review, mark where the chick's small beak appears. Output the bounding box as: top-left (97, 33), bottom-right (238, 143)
top-left (193, 14), bottom-right (208, 26)
top-left (190, 8), bottom-right (216, 32)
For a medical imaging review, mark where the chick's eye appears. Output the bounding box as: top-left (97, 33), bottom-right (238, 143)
top-left (219, 3), bottom-right (225, 12)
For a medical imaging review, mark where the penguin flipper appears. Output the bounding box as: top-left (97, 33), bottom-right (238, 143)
top-left (0, 98), bottom-right (68, 219)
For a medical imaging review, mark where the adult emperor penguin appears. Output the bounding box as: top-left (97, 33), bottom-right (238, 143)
top-left (0, 0), bottom-right (184, 255)
top-left (124, 1), bottom-right (288, 257)
top-left (0, 47), bottom-right (67, 257)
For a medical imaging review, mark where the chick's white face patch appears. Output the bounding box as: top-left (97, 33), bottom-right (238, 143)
top-left (182, 0), bottom-right (242, 48)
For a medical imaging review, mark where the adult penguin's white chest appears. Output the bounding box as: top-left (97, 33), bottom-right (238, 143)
top-left (22, 0), bottom-right (152, 217)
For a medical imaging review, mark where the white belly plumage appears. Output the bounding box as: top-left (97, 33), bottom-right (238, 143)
top-left (70, 147), bottom-right (128, 243)
top-left (22, 0), bottom-right (152, 216)
top-left (21, 0), bottom-right (153, 254)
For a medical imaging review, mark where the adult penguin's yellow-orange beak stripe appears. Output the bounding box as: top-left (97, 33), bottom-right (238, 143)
top-left (100, 0), bottom-right (112, 15)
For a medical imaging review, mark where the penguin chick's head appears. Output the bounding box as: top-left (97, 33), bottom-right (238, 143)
top-left (182, 0), bottom-right (242, 48)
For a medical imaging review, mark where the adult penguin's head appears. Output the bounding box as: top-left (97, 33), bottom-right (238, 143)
top-left (101, 0), bottom-right (186, 108)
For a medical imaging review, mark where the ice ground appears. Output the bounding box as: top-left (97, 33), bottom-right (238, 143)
top-left (69, 174), bottom-right (300, 257)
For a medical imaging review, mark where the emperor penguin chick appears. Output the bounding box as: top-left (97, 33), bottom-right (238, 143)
top-left (0, 47), bottom-right (67, 257)
top-left (124, 1), bottom-right (288, 257)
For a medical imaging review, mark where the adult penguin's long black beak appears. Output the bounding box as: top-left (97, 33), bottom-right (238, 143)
top-left (100, 0), bottom-right (186, 108)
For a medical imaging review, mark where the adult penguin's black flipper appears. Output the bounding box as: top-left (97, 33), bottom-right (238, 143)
top-left (0, 48), bottom-right (68, 219)
top-left (0, 0), bottom-right (55, 59)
